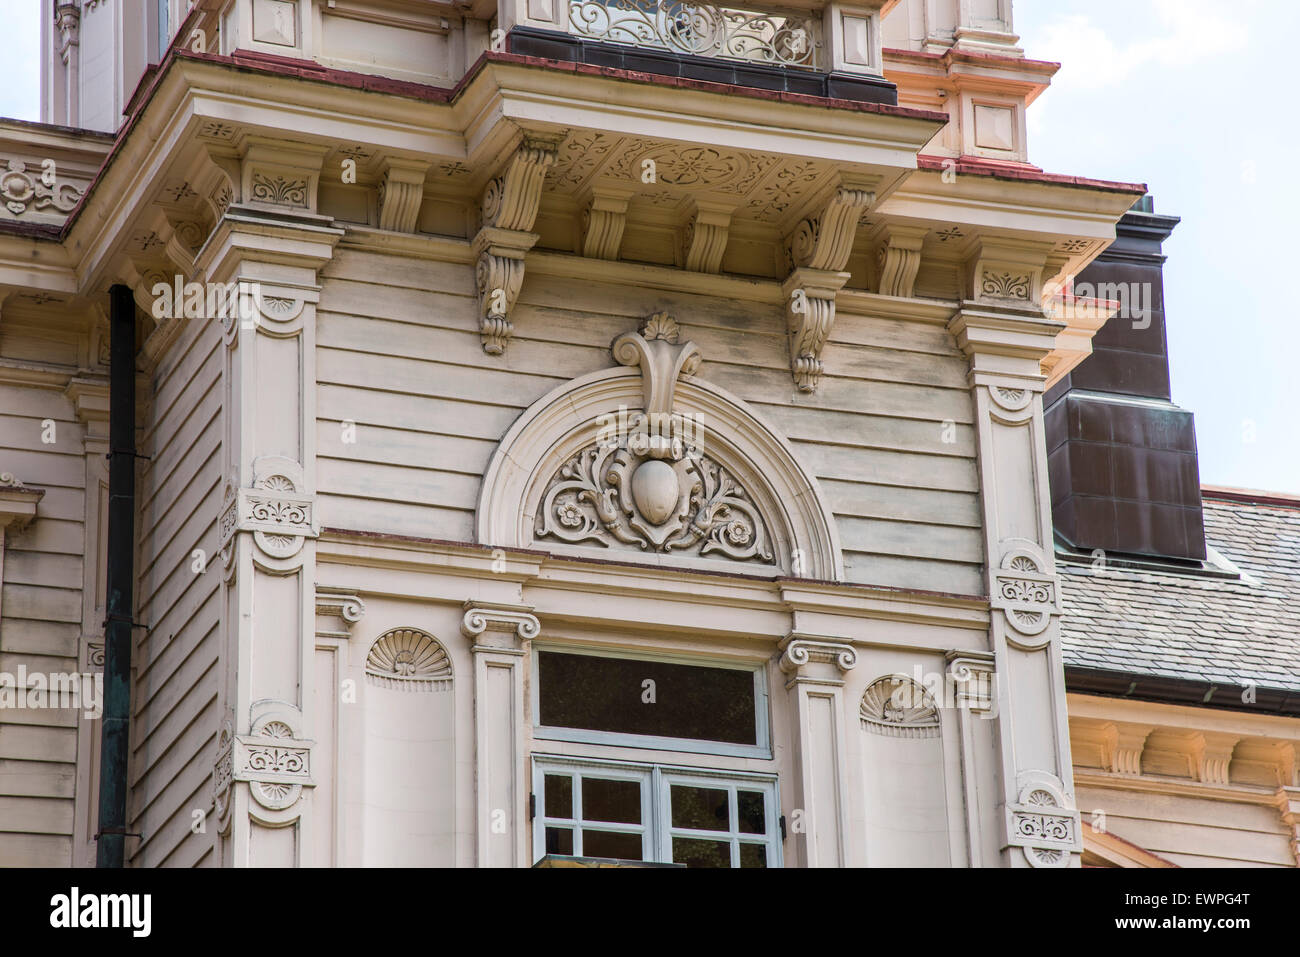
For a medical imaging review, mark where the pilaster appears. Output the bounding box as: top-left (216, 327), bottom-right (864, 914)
top-left (948, 295), bottom-right (1080, 867)
top-left (777, 634), bottom-right (857, 867)
top-left (199, 151), bottom-right (343, 864)
top-left (460, 601), bottom-right (540, 867)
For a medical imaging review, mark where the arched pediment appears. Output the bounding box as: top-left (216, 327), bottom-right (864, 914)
top-left (477, 314), bottom-right (842, 580)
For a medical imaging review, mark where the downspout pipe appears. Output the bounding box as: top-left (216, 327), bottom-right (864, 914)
top-left (96, 283), bottom-right (136, 867)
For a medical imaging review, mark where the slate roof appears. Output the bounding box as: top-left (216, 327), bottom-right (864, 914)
top-left (1059, 493), bottom-right (1300, 694)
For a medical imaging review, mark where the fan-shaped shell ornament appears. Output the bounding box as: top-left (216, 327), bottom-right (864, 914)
top-left (860, 676), bottom-right (940, 738)
top-left (365, 628), bottom-right (452, 692)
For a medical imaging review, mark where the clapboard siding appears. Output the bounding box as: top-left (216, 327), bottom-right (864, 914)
top-left (0, 375), bottom-right (83, 866)
top-left (128, 311), bottom-right (223, 868)
top-left (316, 251), bottom-right (984, 593)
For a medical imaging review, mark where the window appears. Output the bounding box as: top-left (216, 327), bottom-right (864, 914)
top-left (533, 758), bottom-right (780, 868)
top-left (532, 647), bottom-right (769, 757)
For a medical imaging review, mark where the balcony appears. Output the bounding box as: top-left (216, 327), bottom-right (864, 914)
top-left (502, 0), bottom-right (898, 104)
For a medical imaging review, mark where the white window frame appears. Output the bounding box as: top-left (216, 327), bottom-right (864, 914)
top-left (531, 644), bottom-right (772, 759)
top-left (532, 755), bottom-right (782, 868)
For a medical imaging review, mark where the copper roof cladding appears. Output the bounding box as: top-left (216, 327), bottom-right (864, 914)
top-left (1045, 199), bottom-right (1206, 561)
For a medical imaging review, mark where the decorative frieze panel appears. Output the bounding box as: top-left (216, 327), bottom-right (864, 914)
top-left (991, 541), bottom-right (1061, 650)
top-left (233, 711), bottom-right (315, 820)
top-left (218, 463), bottom-right (319, 569)
top-left (1005, 774), bottom-right (1081, 868)
top-left (0, 158), bottom-right (84, 218)
top-left (860, 675), bottom-right (940, 738)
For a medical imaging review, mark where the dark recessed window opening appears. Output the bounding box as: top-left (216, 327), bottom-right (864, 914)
top-left (537, 651), bottom-right (758, 746)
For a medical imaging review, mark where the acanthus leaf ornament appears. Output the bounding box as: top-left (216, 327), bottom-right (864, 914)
top-left (535, 314), bottom-right (774, 565)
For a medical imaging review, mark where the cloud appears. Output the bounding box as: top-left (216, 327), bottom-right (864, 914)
top-left (1033, 0), bottom-right (1248, 91)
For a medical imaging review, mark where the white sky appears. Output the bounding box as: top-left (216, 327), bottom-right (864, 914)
top-left (3, 1), bottom-right (1296, 493)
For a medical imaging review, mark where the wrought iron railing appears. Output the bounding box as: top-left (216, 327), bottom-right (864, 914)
top-left (567, 0), bottom-right (825, 70)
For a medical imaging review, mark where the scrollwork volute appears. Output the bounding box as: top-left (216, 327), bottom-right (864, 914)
top-left (534, 314), bottom-right (774, 565)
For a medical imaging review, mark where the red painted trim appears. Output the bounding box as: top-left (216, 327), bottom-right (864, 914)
top-left (917, 154), bottom-right (1148, 193)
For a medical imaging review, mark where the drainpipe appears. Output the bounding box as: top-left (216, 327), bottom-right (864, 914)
top-left (96, 283), bottom-right (136, 867)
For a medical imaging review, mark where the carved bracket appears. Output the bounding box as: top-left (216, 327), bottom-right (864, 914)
top-left (787, 183), bottom-right (876, 272)
top-left (378, 159), bottom-right (428, 233)
top-left (582, 186), bottom-right (633, 261)
top-left (473, 135), bottom-right (560, 354)
top-left (782, 267), bottom-right (848, 392)
top-left (682, 201), bottom-right (734, 274)
top-left (874, 224), bottom-right (929, 298)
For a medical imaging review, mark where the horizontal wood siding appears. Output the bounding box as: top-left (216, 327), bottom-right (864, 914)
top-left (316, 250), bottom-right (984, 594)
top-left (130, 313), bottom-right (223, 867)
top-left (0, 376), bottom-right (84, 866)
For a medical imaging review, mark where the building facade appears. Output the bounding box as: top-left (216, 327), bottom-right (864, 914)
top-left (2, 0), bottom-right (1242, 868)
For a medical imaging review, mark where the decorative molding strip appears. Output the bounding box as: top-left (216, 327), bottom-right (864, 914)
top-left (860, 675), bottom-right (940, 738)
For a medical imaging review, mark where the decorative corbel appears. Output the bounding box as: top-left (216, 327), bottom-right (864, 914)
top-left (783, 267), bottom-right (849, 393)
top-left (377, 159), bottom-right (429, 233)
top-left (873, 223), bottom-right (929, 298)
top-left (780, 180), bottom-right (874, 391)
top-left (241, 138), bottom-right (329, 213)
top-left (681, 200), bottom-right (734, 274)
top-left (581, 185), bottom-right (633, 261)
top-left (473, 134), bottom-right (560, 354)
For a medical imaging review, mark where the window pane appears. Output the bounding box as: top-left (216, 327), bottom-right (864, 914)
top-left (582, 777), bottom-right (641, 824)
top-left (739, 843), bottom-right (767, 868)
top-left (544, 774), bottom-right (572, 818)
top-left (537, 652), bottom-right (757, 745)
top-left (673, 837), bottom-right (732, 868)
top-left (545, 827), bottom-right (574, 855)
top-left (583, 829), bottom-right (644, 861)
top-left (737, 790), bottom-right (765, 834)
top-left (670, 784), bottom-right (729, 831)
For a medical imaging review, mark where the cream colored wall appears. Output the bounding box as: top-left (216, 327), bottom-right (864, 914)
top-left (314, 248), bottom-right (983, 596)
top-left (1076, 783), bottom-right (1293, 868)
top-left (128, 304), bottom-right (225, 867)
